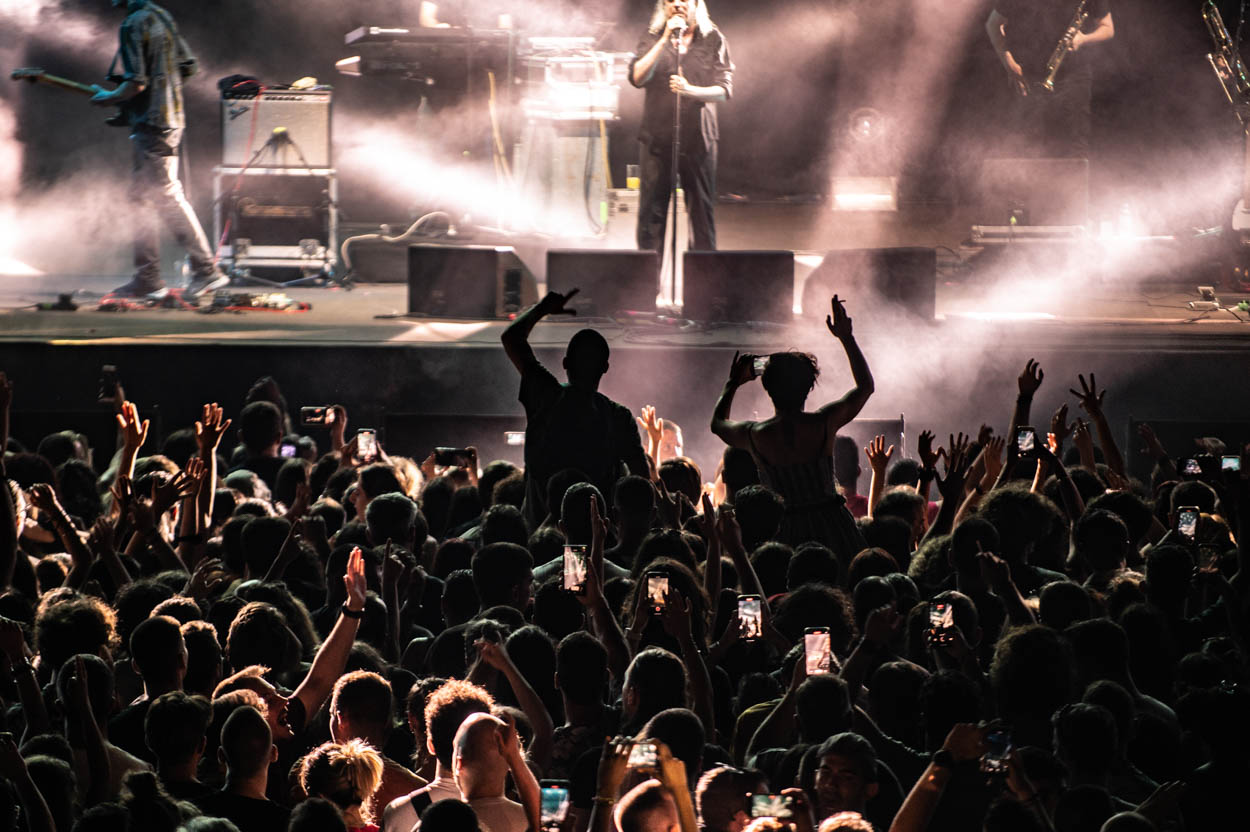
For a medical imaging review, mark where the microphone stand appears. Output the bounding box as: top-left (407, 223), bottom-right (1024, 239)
top-left (668, 25), bottom-right (684, 308)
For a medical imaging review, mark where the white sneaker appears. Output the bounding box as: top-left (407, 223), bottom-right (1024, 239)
top-left (185, 272), bottom-right (230, 298)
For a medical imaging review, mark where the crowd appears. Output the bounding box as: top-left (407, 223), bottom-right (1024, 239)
top-left (0, 290), bottom-right (1243, 832)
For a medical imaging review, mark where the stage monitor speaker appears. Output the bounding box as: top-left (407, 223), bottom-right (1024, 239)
top-left (546, 249), bottom-right (658, 316)
top-left (801, 248), bottom-right (935, 321)
top-left (682, 250), bottom-right (794, 323)
top-left (978, 158), bottom-right (1089, 227)
top-left (407, 245), bottom-right (538, 319)
top-left (222, 89), bottom-right (332, 168)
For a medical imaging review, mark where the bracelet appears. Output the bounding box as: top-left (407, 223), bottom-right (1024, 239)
top-left (340, 604), bottom-right (364, 619)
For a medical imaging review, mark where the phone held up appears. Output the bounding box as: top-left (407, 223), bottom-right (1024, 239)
top-left (356, 428), bottom-right (378, 464)
top-left (1015, 426), bottom-right (1037, 458)
top-left (646, 571), bottom-right (668, 615)
top-left (804, 627), bottom-right (830, 675)
top-left (749, 794), bottom-right (796, 819)
top-left (928, 602), bottom-right (955, 647)
top-left (540, 780), bottom-right (571, 830)
top-left (434, 446), bottom-right (474, 468)
top-left (300, 406), bottom-right (335, 427)
top-left (1177, 505), bottom-right (1199, 543)
top-left (563, 545), bottom-right (588, 595)
top-left (738, 594), bottom-right (762, 640)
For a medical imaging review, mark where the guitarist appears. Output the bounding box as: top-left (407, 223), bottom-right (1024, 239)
top-left (985, 1), bottom-right (1114, 160)
top-left (89, 0), bottom-right (228, 299)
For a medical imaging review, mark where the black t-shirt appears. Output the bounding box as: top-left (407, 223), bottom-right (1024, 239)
top-left (195, 790), bottom-right (291, 832)
top-left (108, 700), bottom-right (154, 764)
top-left (994, 0), bottom-right (1110, 80)
top-left (518, 360), bottom-right (649, 531)
top-left (629, 26), bottom-right (734, 153)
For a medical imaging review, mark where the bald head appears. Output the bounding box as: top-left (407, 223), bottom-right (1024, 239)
top-left (453, 712), bottom-right (509, 797)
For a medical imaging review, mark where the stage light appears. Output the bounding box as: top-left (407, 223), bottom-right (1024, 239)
top-left (831, 176), bottom-right (897, 212)
top-left (0, 255), bottom-right (42, 276)
top-left (847, 107), bottom-right (886, 143)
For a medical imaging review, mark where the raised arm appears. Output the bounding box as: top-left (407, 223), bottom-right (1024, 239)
top-left (480, 639), bottom-right (555, 774)
top-left (500, 290), bottom-right (579, 374)
top-left (816, 296), bottom-right (874, 433)
top-left (1070, 373), bottom-right (1126, 478)
top-left (710, 352), bottom-right (759, 449)
top-left (291, 546), bottom-right (366, 718)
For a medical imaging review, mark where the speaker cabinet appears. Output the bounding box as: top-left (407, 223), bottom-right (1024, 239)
top-left (682, 251), bottom-right (795, 323)
top-left (222, 89), bottom-right (332, 168)
top-left (407, 245), bottom-right (538, 319)
top-left (801, 248), bottom-right (935, 322)
top-left (546, 249), bottom-right (658, 316)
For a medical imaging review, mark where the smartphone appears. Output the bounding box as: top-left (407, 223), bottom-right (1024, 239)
top-left (1016, 426), bottom-right (1037, 457)
top-left (749, 794), bottom-right (796, 820)
top-left (738, 594), bottom-right (762, 641)
top-left (540, 781), bottom-right (571, 826)
top-left (279, 441), bottom-right (298, 459)
top-left (300, 406), bottom-right (335, 427)
top-left (504, 430), bottom-right (526, 447)
top-left (752, 355), bottom-right (769, 378)
top-left (980, 730), bottom-right (1013, 775)
top-left (563, 545), bottom-right (588, 595)
top-left (1222, 455), bottom-right (1241, 472)
top-left (928, 602), bottom-right (955, 646)
top-left (434, 447), bottom-right (473, 467)
top-left (804, 627), bottom-right (831, 675)
top-left (356, 429), bottom-right (378, 464)
top-left (646, 572), bottom-right (668, 614)
top-left (1181, 458), bottom-right (1203, 477)
top-left (1177, 506), bottom-right (1199, 542)
top-left (627, 741), bottom-right (658, 770)
top-left (98, 364), bottom-right (119, 404)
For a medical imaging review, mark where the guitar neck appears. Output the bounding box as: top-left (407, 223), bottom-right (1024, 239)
top-left (25, 73), bottom-right (95, 96)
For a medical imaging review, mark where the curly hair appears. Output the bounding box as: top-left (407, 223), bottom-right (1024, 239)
top-left (35, 595), bottom-right (119, 672)
top-left (424, 679), bottom-right (496, 768)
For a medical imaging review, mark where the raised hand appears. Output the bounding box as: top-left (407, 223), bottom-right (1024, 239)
top-left (382, 540), bottom-right (404, 589)
top-left (1071, 418), bottom-right (1095, 461)
top-left (1017, 359), bottom-right (1044, 398)
top-left (981, 435), bottom-right (1006, 484)
top-left (185, 557), bottom-right (229, 598)
top-left (637, 406), bottom-right (665, 451)
top-left (194, 403), bottom-right (231, 456)
top-left (86, 517), bottom-right (114, 560)
top-left (716, 505), bottom-right (744, 555)
top-left (329, 404), bottom-right (348, 449)
top-left (116, 400), bottom-right (149, 453)
top-left (110, 475), bottom-right (135, 521)
top-left (343, 546), bottom-right (367, 612)
top-left (1050, 404), bottom-right (1075, 448)
top-left (0, 618), bottom-right (28, 663)
top-left (1138, 422), bottom-right (1167, 459)
top-left (0, 731), bottom-right (27, 780)
top-left (976, 424), bottom-right (994, 448)
top-left (475, 638), bottom-right (513, 673)
top-left (863, 603), bottom-right (901, 649)
top-left (826, 295), bottom-right (853, 339)
top-left (727, 351), bottom-right (756, 386)
top-left (152, 469), bottom-right (197, 517)
top-left (538, 289), bottom-right (579, 316)
top-left (918, 430), bottom-right (941, 471)
top-left (27, 483), bottom-right (62, 518)
top-left (865, 434), bottom-right (895, 477)
top-left (1070, 373), bottom-right (1106, 416)
top-left (935, 433), bottom-right (972, 501)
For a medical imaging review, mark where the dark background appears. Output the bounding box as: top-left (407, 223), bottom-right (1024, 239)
top-left (5, 0), bottom-right (1245, 230)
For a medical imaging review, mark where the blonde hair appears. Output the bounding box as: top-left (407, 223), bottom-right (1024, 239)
top-left (299, 738), bottom-right (385, 824)
top-left (648, 0), bottom-right (714, 36)
top-left (389, 455), bottom-right (424, 499)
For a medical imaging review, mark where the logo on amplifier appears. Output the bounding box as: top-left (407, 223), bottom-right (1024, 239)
top-left (228, 104), bottom-right (251, 120)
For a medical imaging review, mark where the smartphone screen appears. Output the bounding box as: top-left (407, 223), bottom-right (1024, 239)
top-left (563, 545), bottom-right (587, 595)
top-left (646, 573), bottom-right (668, 613)
top-left (928, 602), bottom-right (954, 645)
top-left (300, 406), bottom-right (334, 427)
top-left (738, 595), bottom-right (762, 640)
top-left (540, 784), bottom-right (571, 824)
top-left (1016, 426), bottom-right (1036, 456)
top-left (279, 441), bottom-right (298, 458)
top-left (749, 794), bottom-right (795, 819)
top-left (752, 356), bottom-right (769, 378)
top-left (434, 447), bottom-right (472, 467)
top-left (98, 364), bottom-right (119, 403)
top-left (1178, 507), bottom-right (1199, 541)
top-left (1182, 458), bottom-right (1202, 477)
top-left (1222, 455), bottom-right (1241, 472)
top-left (804, 627), bottom-right (831, 675)
top-left (980, 730), bottom-right (1013, 774)
top-left (627, 741), bottom-right (658, 769)
top-left (356, 429), bottom-right (378, 463)
top-left (504, 431), bottom-right (526, 447)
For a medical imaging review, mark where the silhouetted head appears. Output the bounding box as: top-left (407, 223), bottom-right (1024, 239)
top-left (563, 329), bottom-right (610, 387)
top-left (761, 351), bottom-right (819, 412)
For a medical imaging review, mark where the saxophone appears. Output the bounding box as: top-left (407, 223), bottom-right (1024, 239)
top-left (1040, 0), bottom-right (1089, 92)
top-left (1203, 0), bottom-right (1250, 121)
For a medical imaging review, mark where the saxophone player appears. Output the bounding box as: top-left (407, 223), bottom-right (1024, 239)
top-left (985, 1), bottom-right (1114, 159)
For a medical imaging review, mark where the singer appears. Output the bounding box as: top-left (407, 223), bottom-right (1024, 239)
top-left (629, 0), bottom-right (733, 258)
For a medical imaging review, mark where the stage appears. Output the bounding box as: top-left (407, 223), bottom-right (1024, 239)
top-left (2, 195), bottom-right (1249, 484)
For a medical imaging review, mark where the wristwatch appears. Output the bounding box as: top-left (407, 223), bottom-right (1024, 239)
top-left (931, 749), bottom-right (955, 769)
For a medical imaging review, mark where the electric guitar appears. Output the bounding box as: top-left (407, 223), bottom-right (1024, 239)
top-left (10, 67), bottom-right (129, 127)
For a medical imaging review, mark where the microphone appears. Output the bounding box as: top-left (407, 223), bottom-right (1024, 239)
top-left (670, 15), bottom-right (687, 43)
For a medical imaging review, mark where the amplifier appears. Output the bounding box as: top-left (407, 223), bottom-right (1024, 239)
top-left (221, 89), bottom-right (332, 168)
